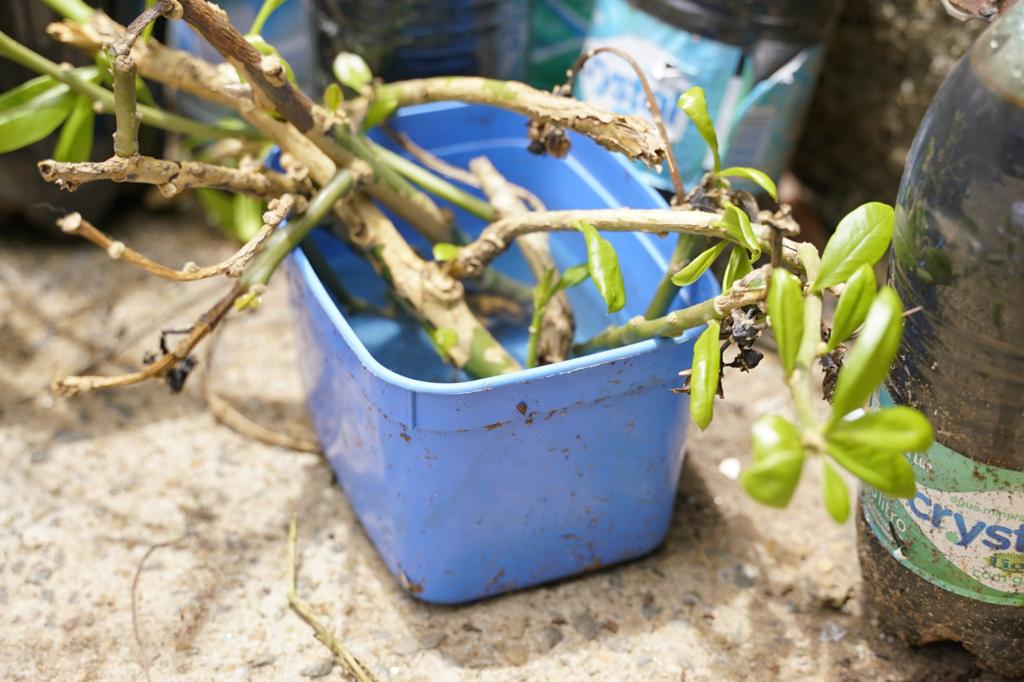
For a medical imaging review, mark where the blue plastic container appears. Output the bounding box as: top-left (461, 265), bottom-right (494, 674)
top-left (286, 103), bottom-right (718, 603)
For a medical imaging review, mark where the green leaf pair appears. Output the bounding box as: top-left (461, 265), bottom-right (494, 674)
top-left (577, 221), bottom-right (625, 313)
top-left (824, 405), bottom-right (931, 500)
top-left (676, 87), bottom-right (777, 199)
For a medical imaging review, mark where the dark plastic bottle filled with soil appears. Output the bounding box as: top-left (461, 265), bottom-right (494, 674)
top-left (857, 5), bottom-right (1024, 677)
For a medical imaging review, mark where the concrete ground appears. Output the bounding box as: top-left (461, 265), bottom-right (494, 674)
top-left (0, 208), bottom-right (1004, 681)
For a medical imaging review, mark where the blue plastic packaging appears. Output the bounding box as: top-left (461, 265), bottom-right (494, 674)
top-left (287, 103), bottom-right (718, 603)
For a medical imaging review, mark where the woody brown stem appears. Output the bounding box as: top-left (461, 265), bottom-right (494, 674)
top-left (375, 77), bottom-right (666, 167)
top-left (561, 46), bottom-right (685, 201)
top-left (174, 0), bottom-right (454, 243)
top-left (53, 280), bottom-right (243, 397)
top-left (38, 155), bottom-right (299, 198)
top-left (470, 156), bottom-right (574, 364)
top-left (57, 196), bottom-right (294, 282)
top-left (108, 2), bottom-right (175, 157)
top-left (451, 208), bottom-right (803, 279)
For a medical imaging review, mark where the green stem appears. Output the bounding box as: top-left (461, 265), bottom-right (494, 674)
top-left (576, 298), bottom-right (718, 355)
top-left (333, 125), bottom-right (456, 242)
top-left (787, 293), bottom-right (823, 432)
top-left (786, 243), bottom-right (824, 433)
top-left (249, 0), bottom-right (284, 37)
top-left (643, 233), bottom-right (707, 320)
top-left (0, 30), bottom-right (253, 141)
top-left (111, 55), bottom-right (140, 157)
top-left (372, 143), bottom-right (495, 221)
top-left (41, 0), bottom-right (94, 24)
top-left (525, 296), bottom-right (550, 368)
top-left (241, 169), bottom-right (356, 287)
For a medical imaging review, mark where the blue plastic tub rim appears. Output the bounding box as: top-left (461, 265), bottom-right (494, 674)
top-left (291, 246), bottom-right (714, 396)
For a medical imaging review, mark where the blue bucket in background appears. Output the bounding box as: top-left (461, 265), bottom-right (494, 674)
top-left (287, 103), bottom-right (718, 603)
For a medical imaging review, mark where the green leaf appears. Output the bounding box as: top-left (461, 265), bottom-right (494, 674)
top-left (323, 82), bottom-right (343, 112)
top-left (718, 166), bottom-right (778, 201)
top-left (827, 263), bottom-right (876, 351)
top-left (671, 241), bottom-right (727, 286)
top-left (332, 52), bottom-right (373, 91)
top-left (767, 268), bottom-right (804, 376)
top-left (715, 204), bottom-right (760, 259)
top-left (722, 246), bottom-right (753, 290)
top-left (363, 89), bottom-right (398, 130)
top-left (689, 320), bottom-right (721, 430)
top-left (53, 94), bottom-right (94, 163)
top-left (245, 35), bottom-right (296, 83)
top-left (740, 415), bottom-right (805, 507)
top-left (577, 220), bottom-right (625, 313)
top-left (554, 263), bottom-right (590, 292)
top-left (432, 242), bottom-right (461, 262)
top-left (814, 202), bottom-right (895, 292)
top-left (677, 86), bottom-right (720, 172)
top-left (0, 90), bottom-right (74, 153)
top-left (828, 441), bottom-right (916, 498)
top-left (232, 194), bottom-right (265, 242)
top-left (827, 406), bottom-right (933, 453)
top-left (0, 75), bottom-right (61, 112)
top-left (249, 0), bottom-right (289, 36)
top-left (830, 287), bottom-right (903, 419)
top-left (821, 460), bottom-right (850, 523)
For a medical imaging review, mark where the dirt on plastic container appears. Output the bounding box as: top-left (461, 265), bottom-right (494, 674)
top-left (858, 5), bottom-right (1024, 677)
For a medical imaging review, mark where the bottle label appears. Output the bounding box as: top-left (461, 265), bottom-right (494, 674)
top-left (575, 0), bottom-right (827, 191)
top-left (863, 393), bottom-right (1024, 606)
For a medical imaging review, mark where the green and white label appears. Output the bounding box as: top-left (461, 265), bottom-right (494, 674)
top-left (863, 394), bottom-right (1024, 606)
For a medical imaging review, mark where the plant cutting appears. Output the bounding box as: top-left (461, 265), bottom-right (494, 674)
top-left (3, 0), bottom-right (933, 600)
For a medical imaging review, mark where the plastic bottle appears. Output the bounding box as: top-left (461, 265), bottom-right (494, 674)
top-left (858, 5), bottom-right (1024, 677)
top-left (574, 0), bottom-right (844, 191)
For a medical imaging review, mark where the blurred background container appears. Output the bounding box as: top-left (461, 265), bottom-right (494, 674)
top-left (307, 0), bottom-right (529, 83)
top-left (0, 0), bottom-right (131, 227)
top-left (572, 0), bottom-right (845, 191)
top-left (0, 0), bottom-right (988, 236)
